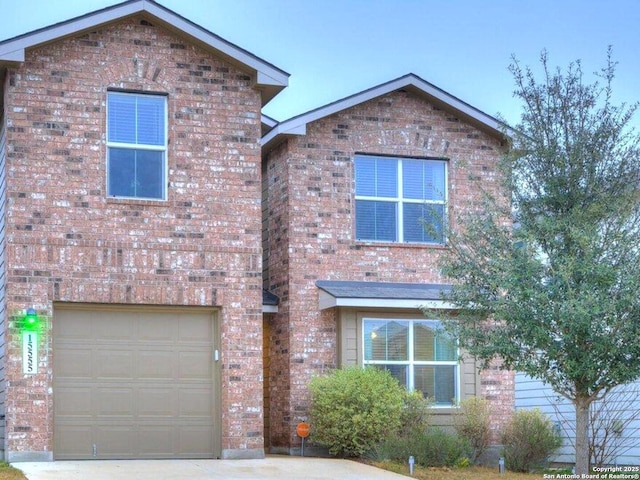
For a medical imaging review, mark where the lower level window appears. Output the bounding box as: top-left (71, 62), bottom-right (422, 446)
top-left (363, 318), bottom-right (458, 406)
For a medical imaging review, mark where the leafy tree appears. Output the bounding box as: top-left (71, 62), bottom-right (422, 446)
top-left (436, 50), bottom-right (640, 476)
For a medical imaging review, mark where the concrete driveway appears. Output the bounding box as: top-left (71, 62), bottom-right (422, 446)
top-left (14, 456), bottom-right (409, 480)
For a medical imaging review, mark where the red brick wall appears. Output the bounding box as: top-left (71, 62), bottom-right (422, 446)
top-left (264, 90), bottom-right (511, 450)
top-left (481, 363), bottom-right (515, 444)
top-left (4, 16), bottom-right (264, 459)
top-left (0, 78), bottom-right (8, 457)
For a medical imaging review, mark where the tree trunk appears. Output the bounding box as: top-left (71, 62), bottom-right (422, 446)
top-left (575, 396), bottom-right (591, 475)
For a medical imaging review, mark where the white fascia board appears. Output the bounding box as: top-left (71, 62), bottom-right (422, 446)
top-left (262, 305), bottom-right (278, 313)
top-left (256, 70), bottom-right (289, 90)
top-left (260, 121), bottom-right (307, 147)
top-left (261, 73), bottom-right (508, 147)
top-left (318, 290), bottom-right (455, 310)
top-left (143, 2), bottom-right (288, 88)
top-left (0, 2), bottom-right (143, 60)
top-left (261, 114), bottom-right (278, 129)
top-left (0, 49), bottom-right (24, 63)
top-left (408, 77), bottom-right (504, 134)
top-left (262, 78), bottom-right (406, 148)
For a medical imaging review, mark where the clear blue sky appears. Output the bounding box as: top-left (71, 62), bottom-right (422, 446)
top-left (1, 0), bottom-right (639, 127)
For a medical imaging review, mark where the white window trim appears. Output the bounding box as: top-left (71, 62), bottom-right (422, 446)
top-left (106, 91), bottom-right (169, 201)
top-left (361, 316), bottom-right (460, 407)
top-left (354, 155), bottom-right (448, 244)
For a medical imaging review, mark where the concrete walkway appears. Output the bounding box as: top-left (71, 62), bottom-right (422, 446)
top-left (14, 455), bottom-right (409, 480)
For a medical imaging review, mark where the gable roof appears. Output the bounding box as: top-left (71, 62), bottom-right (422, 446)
top-left (262, 73), bottom-right (509, 153)
top-left (0, 0), bottom-right (288, 106)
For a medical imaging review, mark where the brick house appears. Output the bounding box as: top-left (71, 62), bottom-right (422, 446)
top-left (0, 0), bottom-right (287, 461)
top-left (261, 74), bottom-right (513, 454)
top-left (0, 0), bottom-right (514, 462)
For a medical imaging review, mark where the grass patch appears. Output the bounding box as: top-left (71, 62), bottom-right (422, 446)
top-left (369, 460), bottom-right (541, 479)
top-left (0, 462), bottom-right (27, 480)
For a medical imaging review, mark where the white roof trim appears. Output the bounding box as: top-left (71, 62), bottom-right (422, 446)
top-left (0, 0), bottom-right (288, 102)
top-left (261, 114), bottom-right (278, 129)
top-left (261, 121), bottom-right (306, 147)
top-left (262, 73), bottom-right (509, 151)
top-left (262, 305), bottom-right (278, 313)
top-left (318, 289), bottom-right (455, 311)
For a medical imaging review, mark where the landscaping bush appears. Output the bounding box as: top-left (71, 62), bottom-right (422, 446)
top-left (308, 367), bottom-right (406, 457)
top-left (501, 408), bottom-right (562, 472)
top-left (398, 390), bottom-right (432, 438)
top-left (373, 427), bottom-right (470, 467)
top-left (453, 397), bottom-right (491, 463)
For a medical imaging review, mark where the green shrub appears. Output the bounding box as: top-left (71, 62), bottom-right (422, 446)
top-left (308, 367), bottom-right (406, 457)
top-left (415, 428), bottom-right (470, 467)
top-left (453, 397), bottom-right (491, 463)
top-left (372, 427), bottom-right (470, 467)
top-left (501, 408), bottom-right (562, 472)
top-left (398, 390), bottom-right (432, 438)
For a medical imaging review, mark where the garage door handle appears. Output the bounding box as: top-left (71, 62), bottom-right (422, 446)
top-left (214, 350), bottom-right (219, 362)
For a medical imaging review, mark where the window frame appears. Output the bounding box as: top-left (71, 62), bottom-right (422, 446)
top-left (106, 90), bottom-right (169, 201)
top-left (361, 315), bottom-right (460, 407)
top-left (354, 154), bottom-right (448, 244)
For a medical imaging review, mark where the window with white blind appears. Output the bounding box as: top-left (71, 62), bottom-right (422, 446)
top-left (107, 91), bottom-right (167, 200)
top-left (363, 318), bottom-right (458, 406)
top-left (355, 155), bottom-right (447, 243)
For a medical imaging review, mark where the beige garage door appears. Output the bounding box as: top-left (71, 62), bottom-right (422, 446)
top-left (53, 306), bottom-right (220, 460)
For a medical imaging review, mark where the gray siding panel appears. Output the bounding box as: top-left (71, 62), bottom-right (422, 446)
top-left (516, 373), bottom-right (640, 465)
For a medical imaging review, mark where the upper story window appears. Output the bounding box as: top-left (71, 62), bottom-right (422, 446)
top-left (107, 91), bottom-right (167, 200)
top-left (363, 318), bottom-right (459, 406)
top-left (355, 155), bottom-right (447, 244)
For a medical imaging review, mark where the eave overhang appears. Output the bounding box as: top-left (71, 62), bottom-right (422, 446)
top-left (261, 73), bottom-right (512, 154)
top-left (0, 0), bottom-right (288, 106)
top-left (316, 280), bottom-right (455, 311)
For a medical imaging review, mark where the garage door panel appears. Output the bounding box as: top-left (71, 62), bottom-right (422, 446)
top-left (96, 387), bottom-right (135, 416)
top-left (137, 316), bottom-right (173, 341)
top-left (138, 350), bottom-right (175, 379)
top-left (55, 387), bottom-right (93, 417)
top-left (177, 425), bottom-right (214, 456)
top-left (54, 311), bottom-right (92, 340)
top-left (177, 315), bottom-right (213, 342)
top-left (96, 425), bottom-right (135, 457)
top-left (138, 426), bottom-right (173, 455)
top-left (93, 315), bottom-right (135, 340)
top-left (55, 349), bottom-right (93, 379)
top-left (137, 387), bottom-right (176, 417)
top-left (54, 307), bottom-right (218, 460)
top-left (55, 426), bottom-right (93, 458)
top-left (178, 351), bottom-right (212, 379)
top-left (179, 388), bottom-right (213, 417)
top-left (95, 350), bottom-right (134, 379)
